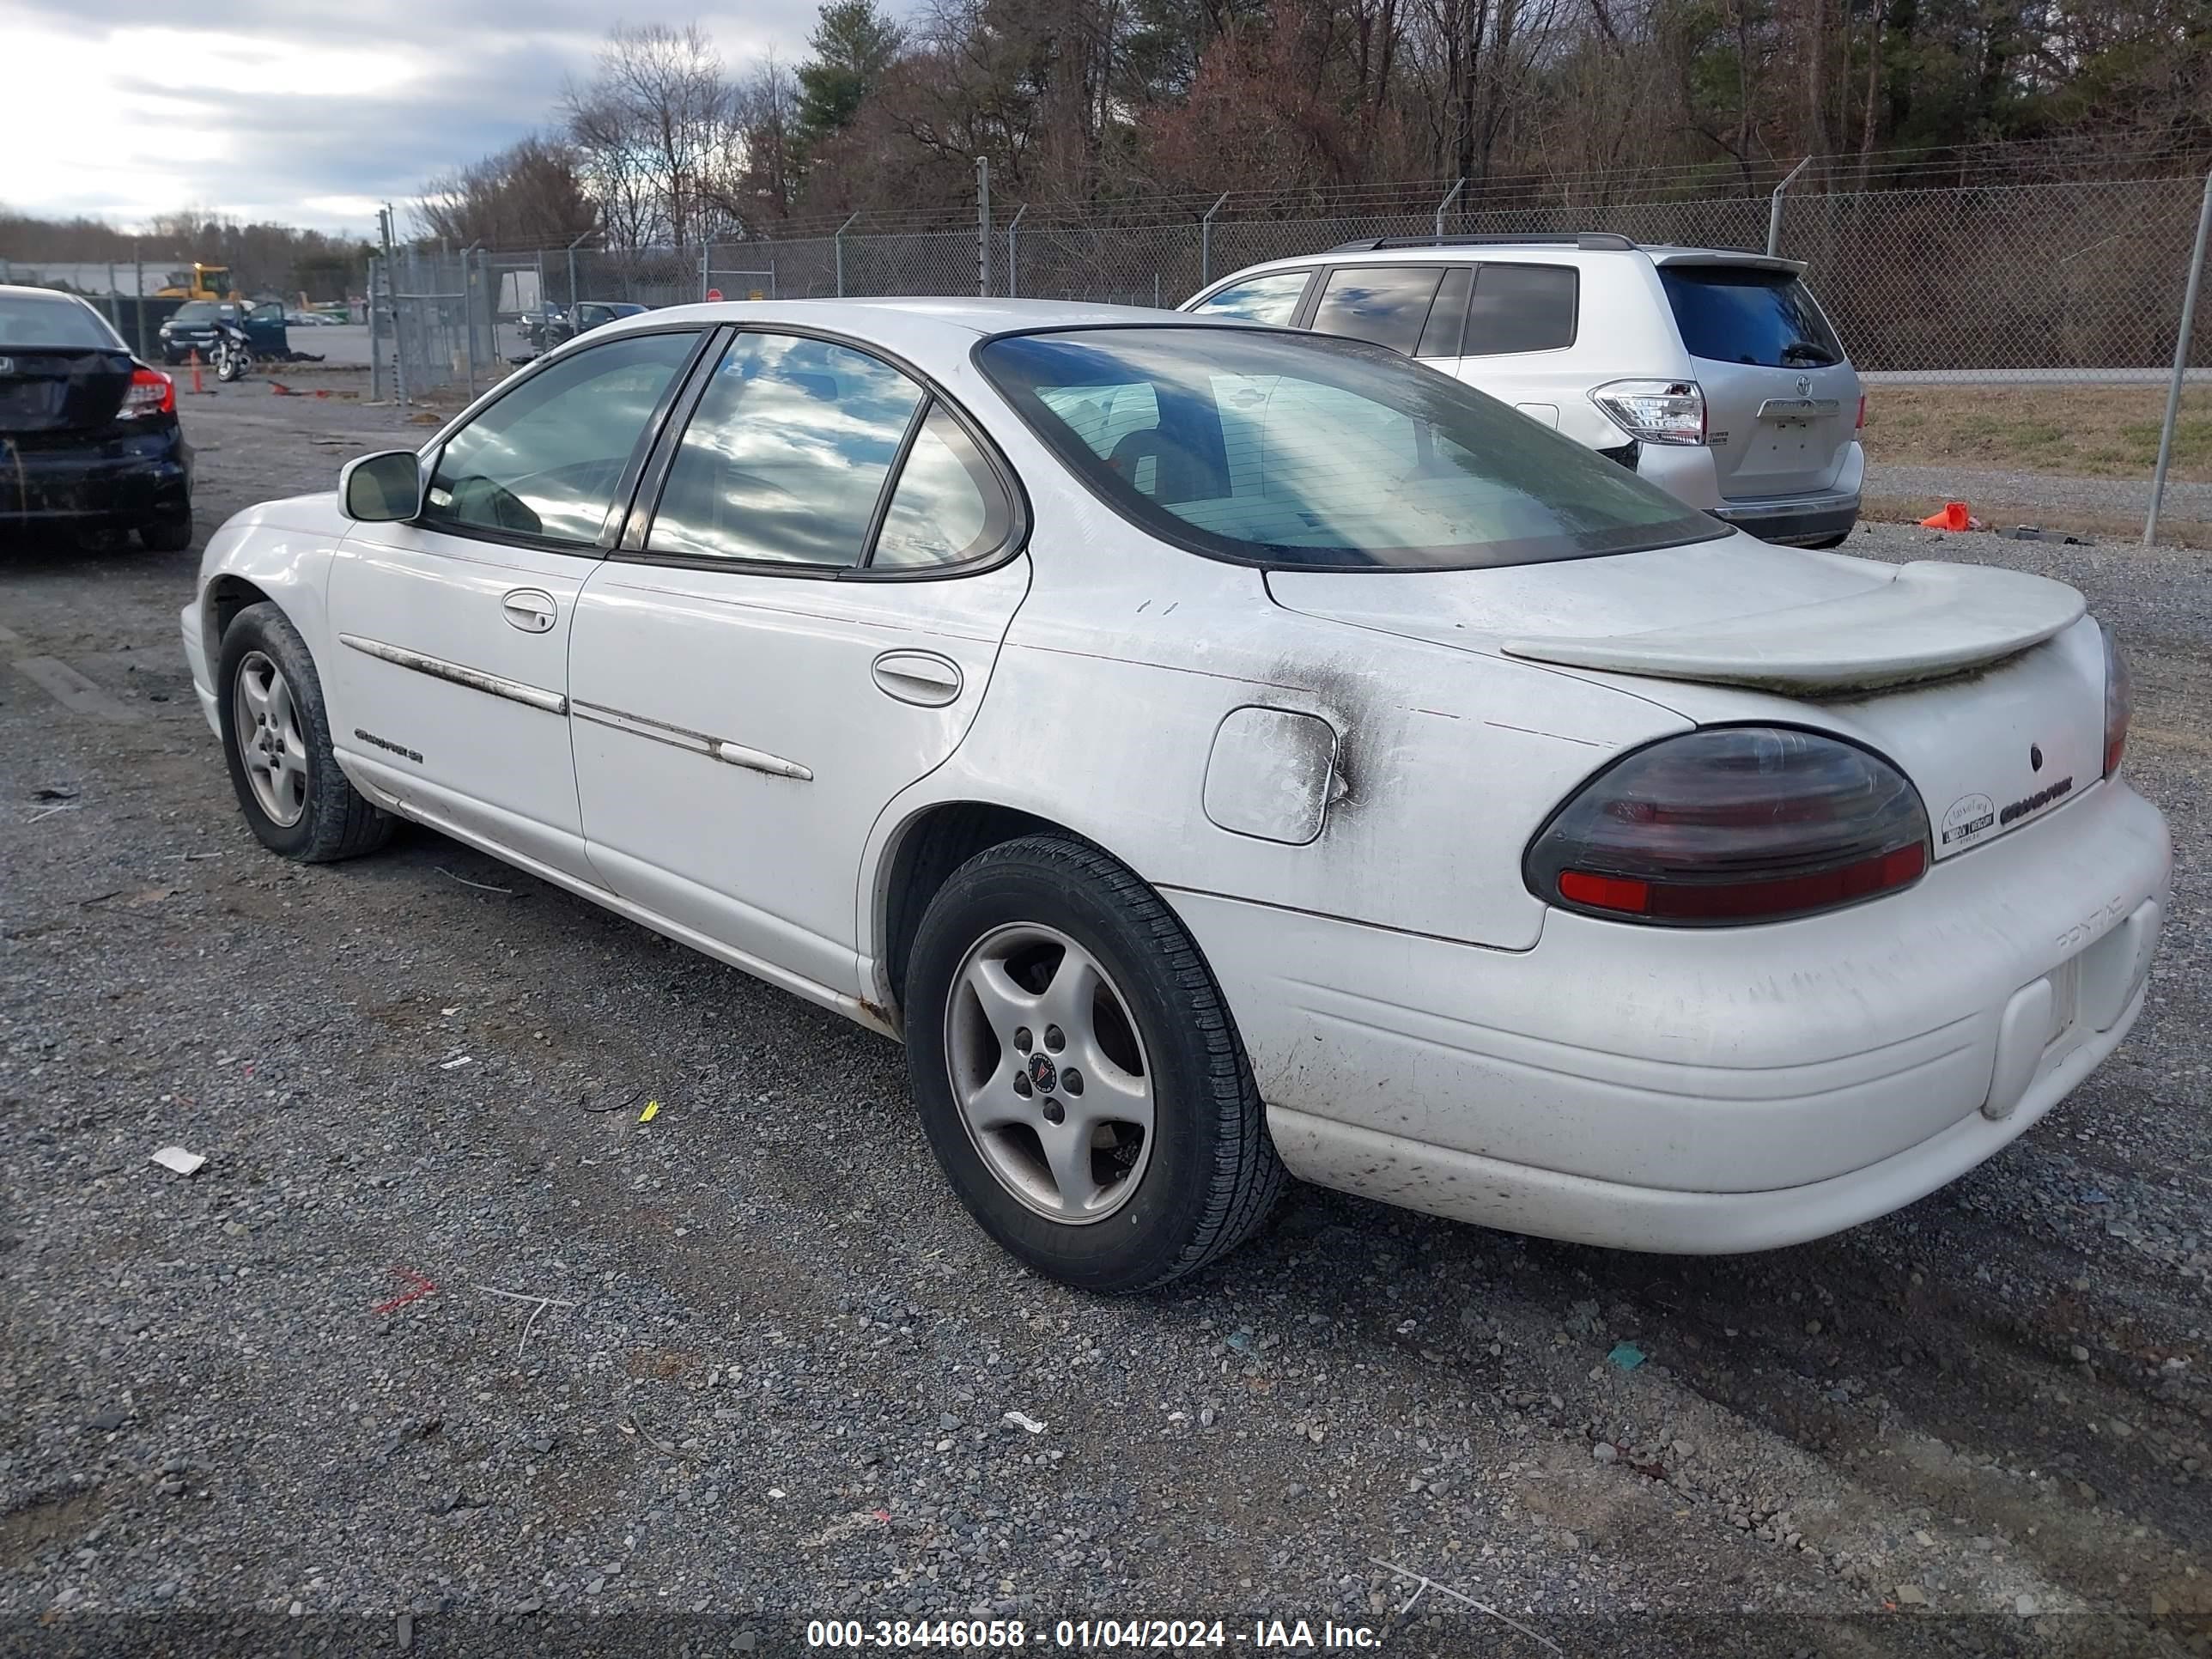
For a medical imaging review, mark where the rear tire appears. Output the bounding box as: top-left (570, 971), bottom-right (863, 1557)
top-left (140, 511), bottom-right (193, 553)
top-left (904, 836), bottom-right (1285, 1293)
top-left (217, 602), bottom-right (394, 863)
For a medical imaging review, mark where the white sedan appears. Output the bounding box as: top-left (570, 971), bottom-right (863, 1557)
top-left (180, 300), bottom-right (2170, 1292)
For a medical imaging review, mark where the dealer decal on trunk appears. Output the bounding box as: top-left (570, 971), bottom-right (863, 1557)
top-left (1941, 793), bottom-right (1996, 847)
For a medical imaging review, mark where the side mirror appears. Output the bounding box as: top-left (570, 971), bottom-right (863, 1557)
top-left (339, 450), bottom-right (422, 522)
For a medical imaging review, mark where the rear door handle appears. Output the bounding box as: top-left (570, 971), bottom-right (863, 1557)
top-left (871, 649), bottom-right (963, 707)
top-left (501, 588), bottom-right (557, 634)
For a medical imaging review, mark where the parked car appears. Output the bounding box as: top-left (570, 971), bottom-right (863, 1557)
top-left (1183, 233), bottom-right (1866, 548)
top-left (2, 284), bottom-right (193, 550)
top-left (520, 301), bottom-right (649, 356)
top-left (160, 299), bottom-right (290, 365)
top-left (179, 301), bottom-right (2165, 1291)
top-left (284, 309), bottom-right (341, 326)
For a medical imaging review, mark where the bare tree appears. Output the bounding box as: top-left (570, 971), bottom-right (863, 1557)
top-left (562, 22), bottom-right (734, 246)
top-left (415, 136), bottom-right (597, 247)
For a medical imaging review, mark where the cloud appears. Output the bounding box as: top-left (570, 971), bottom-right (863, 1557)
top-left (0, 0), bottom-right (836, 234)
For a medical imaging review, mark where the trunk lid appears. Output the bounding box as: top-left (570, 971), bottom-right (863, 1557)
top-left (1656, 256), bottom-right (1856, 501)
top-left (0, 346), bottom-right (134, 434)
top-left (1267, 538), bottom-right (2106, 860)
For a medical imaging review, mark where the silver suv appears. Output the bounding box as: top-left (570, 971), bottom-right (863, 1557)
top-left (1182, 233), bottom-right (1864, 547)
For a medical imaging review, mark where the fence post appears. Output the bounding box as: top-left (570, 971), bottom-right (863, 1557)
top-left (1006, 204), bottom-right (1027, 298)
top-left (2147, 167), bottom-right (2212, 546)
top-left (1766, 156), bottom-right (1812, 257)
top-left (368, 256), bottom-right (385, 403)
top-left (1200, 192), bottom-right (1229, 288)
top-left (132, 245), bottom-right (149, 360)
top-left (835, 211), bottom-right (860, 297)
top-left (1435, 178), bottom-right (1466, 239)
top-left (567, 228), bottom-right (594, 309)
top-left (462, 252), bottom-right (476, 397)
top-left (976, 157), bottom-right (992, 296)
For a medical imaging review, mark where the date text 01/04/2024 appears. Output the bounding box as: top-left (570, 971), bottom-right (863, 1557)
top-left (803, 1618), bottom-right (1385, 1649)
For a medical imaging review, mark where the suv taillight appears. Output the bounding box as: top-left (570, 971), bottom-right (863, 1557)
top-left (119, 366), bottom-right (175, 419)
top-left (1590, 380), bottom-right (1705, 446)
top-left (1525, 726), bottom-right (1930, 926)
top-left (2104, 628), bottom-right (2131, 777)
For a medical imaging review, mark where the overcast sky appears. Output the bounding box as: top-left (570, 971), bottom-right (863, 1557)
top-left (0, 1), bottom-right (828, 239)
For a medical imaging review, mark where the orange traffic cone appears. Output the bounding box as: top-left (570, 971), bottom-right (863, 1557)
top-left (1920, 501), bottom-right (1972, 532)
top-left (188, 349), bottom-right (203, 396)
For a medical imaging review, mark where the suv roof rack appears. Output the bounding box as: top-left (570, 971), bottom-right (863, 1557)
top-left (1324, 231), bottom-right (1639, 253)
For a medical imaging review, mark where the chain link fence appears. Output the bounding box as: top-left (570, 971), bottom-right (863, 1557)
top-left (378, 170), bottom-right (2212, 389)
top-left (368, 163), bottom-right (2212, 538)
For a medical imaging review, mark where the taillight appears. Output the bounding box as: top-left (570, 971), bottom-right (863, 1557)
top-left (2104, 628), bottom-right (2131, 777)
top-left (1525, 727), bottom-right (1930, 926)
top-left (1855, 392), bottom-right (1866, 430)
top-left (1590, 380), bottom-right (1705, 446)
top-left (119, 366), bottom-right (174, 420)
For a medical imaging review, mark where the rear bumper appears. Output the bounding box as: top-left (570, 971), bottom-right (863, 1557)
top-left (1638, 441), bottom-right (1864, 544)
top-left (1710, 496), bottom-right (1859, 545)
top-left (1175, 777), bottom-right (2171, 1253)
top-left (3, 425), bottom-right (191, 526)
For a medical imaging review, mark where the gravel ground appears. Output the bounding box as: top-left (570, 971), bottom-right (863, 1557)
top-left (1863, 461), bottom-right (2212, 532)
top-left (1, 387), bottom-right (2206, 1659)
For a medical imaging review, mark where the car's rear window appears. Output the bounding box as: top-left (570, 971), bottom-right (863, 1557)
top-left (0, 294), bottom-right (122, 349)
top-left (979, 325), bottom-right (1721, 572)
top-left (1660, 265), bottom-right (1844, 368)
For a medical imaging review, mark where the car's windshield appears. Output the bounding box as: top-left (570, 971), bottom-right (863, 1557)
top-left (172, 301), bottom-right (235, 325)
top-left (0, 294), bottom-right (123, 349)
top-left (978, 325), bottom-right (1721, 571)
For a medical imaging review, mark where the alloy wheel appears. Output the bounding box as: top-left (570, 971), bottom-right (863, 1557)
top-left (232, 649), bottom-right (308, 826)
top-left (944, 922), bottom-right (1154, 1224)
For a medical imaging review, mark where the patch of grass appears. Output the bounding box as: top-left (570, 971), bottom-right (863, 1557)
top-left (1863, 386), bottom-right (2212, 482)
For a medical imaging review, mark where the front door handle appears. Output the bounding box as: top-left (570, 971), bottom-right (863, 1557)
top-left (501, 588), bottom-right (557, 634)
top-left (871, 649), bottom-right (963, 707)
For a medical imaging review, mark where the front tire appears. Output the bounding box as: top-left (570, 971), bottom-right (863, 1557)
top-left (217, 602), bottom-right (394, 862)
top-left (904, 836), bottom-right (1285, 1293)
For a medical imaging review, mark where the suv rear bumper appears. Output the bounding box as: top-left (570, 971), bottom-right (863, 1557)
top-left (1635, 440), bottom-right (1864, 545)
top-left (1710, 493), bottom-right (1859, 546)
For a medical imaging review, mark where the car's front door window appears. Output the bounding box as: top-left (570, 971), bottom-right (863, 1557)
top-left (420, 330), bottom-right (696, 546)
top-left (648, 331), bottom-right (924, 568)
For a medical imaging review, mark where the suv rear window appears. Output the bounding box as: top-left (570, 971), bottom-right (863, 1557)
top-left (1660, 266), bottom-right (1844, 368)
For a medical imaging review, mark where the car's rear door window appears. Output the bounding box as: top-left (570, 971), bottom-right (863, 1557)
top-left (1660, 265), bottom-right (1844, 367)
top-left (1460, 264), bottom-right (1578, 356)
top-left (420, 330), bottom-right (696, 546)
top-left (1414, 267), bottom-right (1474, 358)
top-left (870, 404), bottom-right (1016, 570)
top-left (1310, 266), bottom-right (1448, 356)
top-left (648, 331), bottom-right (922, 568)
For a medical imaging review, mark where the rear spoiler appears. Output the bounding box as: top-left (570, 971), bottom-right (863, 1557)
top-left (1650, 251), bottom-right (1808, 276)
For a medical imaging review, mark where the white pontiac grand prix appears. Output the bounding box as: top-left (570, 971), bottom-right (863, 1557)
top-left (181, 300), bottom-right (2170, 1292)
